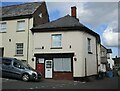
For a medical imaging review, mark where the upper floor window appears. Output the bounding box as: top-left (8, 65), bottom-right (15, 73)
top-left (39, 13), bottom-right (42, 18)
top-left (16, 43), bottom-right (24, 55)
top-left (88, 38), bottom-right (92, 54)
top-left (17, 20), bottom-right (25, 31)
top-left (51, 34), bottom-right (62, 48)
top-left (0, 22), bottom-right (7, 32)
top-left (101, 51), bottom-right (105, 57)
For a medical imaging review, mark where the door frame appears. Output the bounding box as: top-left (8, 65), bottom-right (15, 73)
top-left (45, 60), bottom-right (53, 78)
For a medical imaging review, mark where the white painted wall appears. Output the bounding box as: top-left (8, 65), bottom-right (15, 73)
top-left (0, 33), bottom-right (3, 47)
top-left (1, 18), bottom-right (34, 67)
top-left (97, 43), bottom-right (101, 72)
top-left (100, 64), bottom-right (106, 72)
top-left (83, 32), bottom-right (97, 76)
top-left (107, 53), bottom-right (114, 69)
top-left (34, 30), bottom-right (98, 77)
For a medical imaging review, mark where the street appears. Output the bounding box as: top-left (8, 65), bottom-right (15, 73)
top-left (1, 77), bottom-right (119, 90)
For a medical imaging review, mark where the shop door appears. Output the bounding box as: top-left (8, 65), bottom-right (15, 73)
top-left (45, 60), bottom-right (52, 78)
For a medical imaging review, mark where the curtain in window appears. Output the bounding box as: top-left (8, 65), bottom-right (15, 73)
top-left (52, 34), bottom-right (61, 47)
top-left (17, 21), bottom-right (25, 31)
top-left (54, 58), bottom-right (71, 72)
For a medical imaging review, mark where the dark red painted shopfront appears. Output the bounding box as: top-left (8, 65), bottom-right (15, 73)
top-left (35, 53), bottom-right (74, 80)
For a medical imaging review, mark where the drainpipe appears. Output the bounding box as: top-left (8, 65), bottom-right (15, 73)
top-left (85, 58), bottom-right (87, 77)
top-left (96, 38), bottom-right (99, 74)
top-left (27, 18), bottom-right (30, 63)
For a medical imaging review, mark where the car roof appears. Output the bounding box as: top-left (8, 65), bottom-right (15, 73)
top-left (0, 57), bottom-right (17, 61)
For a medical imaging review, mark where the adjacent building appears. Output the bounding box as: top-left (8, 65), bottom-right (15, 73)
top-left (1, 3), bottom-right (113, 80)
top-left (31, 7), bottom-right (101, 80)
top-left (107, 49), bottom-right (114, 70)
top-left (0, 2), bottom-right (49, 68)
top-left (113, 56), bottom-right (120, 69)
top-left (99, 45), bottom-right (107, 72)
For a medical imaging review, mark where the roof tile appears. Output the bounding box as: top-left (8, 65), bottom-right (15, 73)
top-left (1, 2), bottom-right (42, 18)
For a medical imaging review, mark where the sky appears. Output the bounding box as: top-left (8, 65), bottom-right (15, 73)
top-left (0, 0), bottom-right (119, 58)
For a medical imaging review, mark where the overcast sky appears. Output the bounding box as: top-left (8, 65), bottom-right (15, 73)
top-left (1, 0), bottom-right (119, 57)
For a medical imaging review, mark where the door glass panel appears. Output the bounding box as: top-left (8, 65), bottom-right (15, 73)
top-left (46, 61), bottom-right (52, 68)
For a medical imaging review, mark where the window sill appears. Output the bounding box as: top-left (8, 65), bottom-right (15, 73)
top-left (51, 47), bottom-right (62, 49)
top-left (88, 52), bottom-right (93, 54)
top-left (14, 54), bottom-right (24, 57)
top-left (16, 30), bottom-right (25, 32)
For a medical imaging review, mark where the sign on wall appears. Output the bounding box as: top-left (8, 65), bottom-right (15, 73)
top-left (38, 58), bottom-right (44, 63)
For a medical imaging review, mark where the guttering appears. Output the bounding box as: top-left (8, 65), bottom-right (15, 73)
top-left (1, 14), bottom-right (33, 21)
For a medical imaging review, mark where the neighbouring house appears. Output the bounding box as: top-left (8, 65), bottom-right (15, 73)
top-left (107, 49), bottom-right (114, 70)
top-left (31, 6), bottom-right (101, 80)
top-left (99, 45), bottom-right (107, 73)
top-left (0, 2), bottom-right (49, 68)
top-left (112, 56), bottom-right (120, 69)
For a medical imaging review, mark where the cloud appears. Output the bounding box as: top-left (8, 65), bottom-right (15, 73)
top-left (102, 21), bottom-right (120, 47)
top-left (1, 0), bottom-right (120, 2)
top-left (47, 2), bottom-right (86, 21)
top-left (79, 2), bottom-right (118, 29)
top-left (1, 1), bottom-right (119, 48)
top-left (47, 2), bottom-right (118, 48)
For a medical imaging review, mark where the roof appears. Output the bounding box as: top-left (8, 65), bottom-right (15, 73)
top-left (107, 49), bottom-right (112, 53)
top-left (31, 15), bottom-right (101, 43)
top-left (32, 15), bottom-right (84, 29)
top-left (1, 2), bottom-right (43, 19)
top-left (101, 44), bottom-right (107, 50)
top-left (112, 57), bottom-right (120, 64)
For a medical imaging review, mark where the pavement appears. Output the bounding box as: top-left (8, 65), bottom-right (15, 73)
top-left (1, 76), bottom-right (119, 90)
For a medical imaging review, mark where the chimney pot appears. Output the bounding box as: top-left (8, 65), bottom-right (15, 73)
top-left (71, 6), bottom-right (77, 18)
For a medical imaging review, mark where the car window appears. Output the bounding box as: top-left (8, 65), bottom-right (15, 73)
top-left (2, 58), bottom-right (12, 66)
top-left (13, 61), bottom-right (21, 68)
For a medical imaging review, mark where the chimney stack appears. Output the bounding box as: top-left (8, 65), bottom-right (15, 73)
top-left (71, 6), bottom-right (77, 18)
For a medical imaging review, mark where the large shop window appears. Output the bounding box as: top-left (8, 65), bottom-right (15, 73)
top-left (54, 58), bottom-right (71, 72)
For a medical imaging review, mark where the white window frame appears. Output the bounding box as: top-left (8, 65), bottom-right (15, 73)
top-left (17, 20), bottom-right (25, 31)
top-left (51, 34), bottom-right (62, 48)
top-left (0, 22), bottom-right (7, 32)
top-left (16, 43), bottom-right (24, 55)
top-left (88, 38), bottom-right (92, 53)
top-left (53, 58), bottom-right (71, 72)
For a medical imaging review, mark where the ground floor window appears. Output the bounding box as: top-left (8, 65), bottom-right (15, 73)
top-left (53, 58), bottom-right (71, 72)
top-left (16, 43), bottom-right (23, 55)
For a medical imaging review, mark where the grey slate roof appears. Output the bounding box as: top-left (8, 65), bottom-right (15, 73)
top-left (1, 2), bottom-right (42, 18)
top-left (32, 15), bottom-right (85, 29)
top-left (107, 49), bottom-right (112, 53)
top-left (31, 15), bottom-right (101, 43)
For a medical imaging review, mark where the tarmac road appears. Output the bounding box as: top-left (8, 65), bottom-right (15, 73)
top-left (1, 77), bottom-right (119, 90)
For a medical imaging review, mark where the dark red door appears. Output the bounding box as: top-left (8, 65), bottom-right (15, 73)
top-left (37, 64), bottom-right (44, 78)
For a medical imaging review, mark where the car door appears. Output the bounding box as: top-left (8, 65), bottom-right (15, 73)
top-left (2, 58), bottom-right (13, 77)
top-left (12, 60), bottom-right (23, 79)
